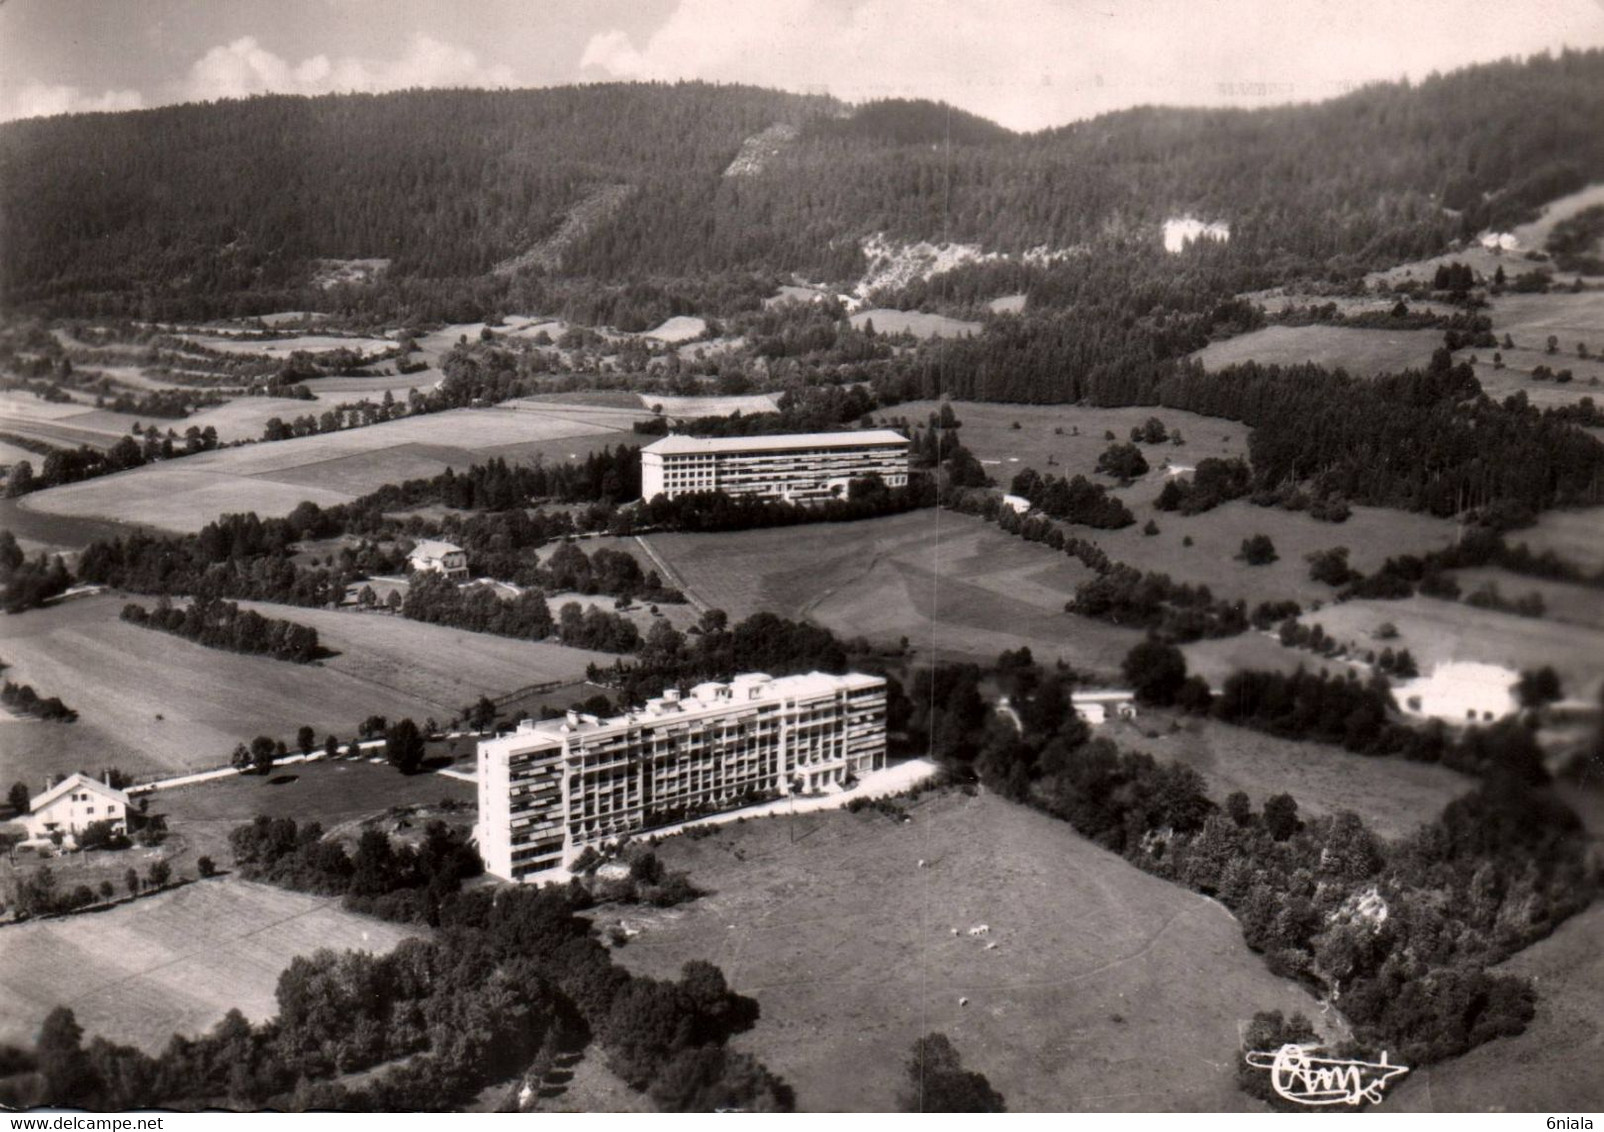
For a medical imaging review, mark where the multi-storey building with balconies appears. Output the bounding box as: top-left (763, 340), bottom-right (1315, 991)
top-left (639, 430), bottom-right (910, 503)
top-left (475, 671), bottom-right (887, 880)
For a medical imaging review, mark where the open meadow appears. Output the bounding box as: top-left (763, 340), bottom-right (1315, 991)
top-left (848, 308), bottom-right (982, 338)
top-left (0, 878), bottom-right (422, 1055)
top-left (1514, 506), bottom-right (1604, 573)
top-left (1111, 711), bottom-right (1473, 842)
top-left (19, 401), bottom-right (643, 533)
top-left (613, 788), bottom-right (1326, 1112)
top-left (883, 399), bottom-right (1251, 481)
top-left (643, 510), bottom-right (1144, 674)
top-left (1079, 499), bottom-right (1460, 609)
top-left (1450, 567), bottom-right (1604, 631)
top-left (1305, 595), bottom-right (1604, 702)
top-left (234, 600), bottom-right (615, 713)
top-left (152, 757), bottom-right (477, 867)
top-left (0, 594), bottom-right (435, 785)
top-left (1189, 324), bottom-right (1443, 377)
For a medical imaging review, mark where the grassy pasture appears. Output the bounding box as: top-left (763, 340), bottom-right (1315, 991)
top-left (153, 758), bottom-right (477, 867)
top-left (643, 510), bottom-right (1141, 673)
top-left (0, 878), bottom-right (422, 1054)
top-left (645, 392), bottom-right (782, 417)
top-left (848, 308), bottom-right (982, 338)
top-left (1306, 595), bottom-right (1604, 702)
top-left (0, 594), bottom-right (437, 784)
top-left (21, 403), bottom-right (639, 533)
top-left (233, 601), bottom-right (613, 714)
top-left (1515, 507), bottom-right (1604, 573)
top-left (1082, 499), bottom-right (1461, 609)
top-left (1117, 712), bottom-right (1472, 842)
top-left (1189, 324), bottom-right (1444, 377)
top-left (181, 333), bottom-right (395, 357)
top-left (881, 399), bottom-right (1251, 483)
top-left (613, 789), bottom-right (1326, 1112)
top-left (1450, 568), bottom-right (1604, 631)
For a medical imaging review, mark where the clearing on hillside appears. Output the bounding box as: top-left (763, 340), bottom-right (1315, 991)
top-left (612, 789), bottom-right (1325, 1112)
top-left (849, 309), bottom-right (983, 338)
top-left (1118, 712), bottom-right (1473, 842)
top-left (1189, 324), bottom-right (1443, 377)
top-left (0, 879), bottom-right (422, 1055)
top-left (1304, 595), bottom-right (1604, 703)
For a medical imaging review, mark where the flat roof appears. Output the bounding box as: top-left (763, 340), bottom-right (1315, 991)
top-left (483, 671), bottom-right (884, 753)
top-left (642, 429), bottom-right (910, 457)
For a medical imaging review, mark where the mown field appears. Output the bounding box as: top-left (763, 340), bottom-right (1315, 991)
top-left (613, 789), bottom-right (1326, 1112)
top-left (19, 401), bottom-right (642, 533)
top-left (0, 878), bottom-right (423, 1054)
top-left (233, 600), bottom-right (616, 714)
top-left (643, 510), bottom-right (1143, 674)
top-left (1190, 324), bottom-right (1444, 377)
top-left (0, 594), bottom-right (435, 786)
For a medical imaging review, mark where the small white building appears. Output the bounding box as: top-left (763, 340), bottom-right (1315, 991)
top-left (1001, 494), bottom-right (1032, 515)
top-left (1395, 662), bottom-right (1519, 723)
top-left (23, 773), bottom-right (131, 845)
top-left (409, 539), bottom-right (468, 579)
top-left (1072, 690), bottom-right (1138, 726)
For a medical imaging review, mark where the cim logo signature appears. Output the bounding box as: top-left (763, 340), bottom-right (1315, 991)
top-left (1244, 1044), bottom-right (1409, 1107)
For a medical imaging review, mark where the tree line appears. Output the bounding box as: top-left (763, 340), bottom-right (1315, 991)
top-left (2, 819), bottom-right (791, 1112)
top-left (120, 597), bottom-right (321, 664)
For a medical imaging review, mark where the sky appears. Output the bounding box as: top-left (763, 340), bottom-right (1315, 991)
top-left (2, 0), bottom-right (1603, 131)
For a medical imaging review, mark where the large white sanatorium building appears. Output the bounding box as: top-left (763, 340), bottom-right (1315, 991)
top-left (475, 671), bottom-right (887, 880)
top-left (640, 430), bottom-right (911, 503)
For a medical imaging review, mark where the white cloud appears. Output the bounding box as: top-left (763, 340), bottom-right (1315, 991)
top-left (0, 83), bottom-right (145, 123)
top-left (578, 0), bottom-right (1604, 131)
top-left (183, 33), bottom-right (516, 103)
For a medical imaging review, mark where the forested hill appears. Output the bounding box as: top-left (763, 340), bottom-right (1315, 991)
top-left (4, 50), bottom-right (1604, 318)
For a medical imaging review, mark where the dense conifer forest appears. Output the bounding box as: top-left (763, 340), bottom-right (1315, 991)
top-left (5, 52), bottom-right (1604, 321)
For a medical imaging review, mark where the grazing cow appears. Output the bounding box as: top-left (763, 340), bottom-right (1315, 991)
top-left (950, 928), bottom-right (960, 936)
top-left (958, 997), bottom-right (970, 1007)
top-left (968, 924), bottom-right (990, 936)
top-left (984, 941), bottom-right (999, 951)
top-left (917, 859), bottom-right (927, 868)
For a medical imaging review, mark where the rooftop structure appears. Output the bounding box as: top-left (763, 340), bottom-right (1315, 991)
top-left (23, 773), bottom-right (131, 846)
top-left (409, 539), bottom-right (468, 580)
top-left (475, 671), bottom-right (887, 880)
top-left (640, 429), bottom-right (910, 503)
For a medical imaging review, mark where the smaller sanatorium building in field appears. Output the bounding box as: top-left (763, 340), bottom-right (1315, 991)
top-left (640, 429), bottom-right (910, 502)
top-left (476, 671), bottom-right (887, 880)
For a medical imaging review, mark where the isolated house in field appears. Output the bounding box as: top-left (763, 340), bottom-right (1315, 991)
top-left (1002, 493), bottom-right (1032, 514)
top-left (24, 773), bottom-right (131, 845)
top-left (408, 539), bottom-right (468, 580)
top-left (1071, 689), bottom-right (1137, 726)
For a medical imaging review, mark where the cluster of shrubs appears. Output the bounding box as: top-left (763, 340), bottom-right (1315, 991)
top-left (1, 677), bottom-right (76, 721)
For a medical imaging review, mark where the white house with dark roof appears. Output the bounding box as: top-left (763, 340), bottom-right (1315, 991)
top-left (408, 539), bottom-right (468, 580)
top-left (23, 773), bottom-right (131, 845)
